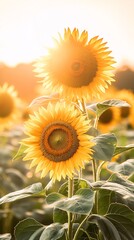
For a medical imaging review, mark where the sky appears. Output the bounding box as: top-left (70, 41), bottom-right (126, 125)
top-left (0, 0), bottom-right (134, 67)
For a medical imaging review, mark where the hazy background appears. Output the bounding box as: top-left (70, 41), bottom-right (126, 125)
top-left (0, 0), bottom-right (134, 101)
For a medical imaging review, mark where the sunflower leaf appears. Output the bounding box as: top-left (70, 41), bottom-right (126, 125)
top-left (89, 214), bottom-right (121, 240)
top-left (105, 203), bottom-right (134, 240)
top-left (107, 159), bottom-right (134, 176)
top-left (92, 173), bottom-right (134, 210)
top-left (14, 217), bottom-right (45, 240)
top-left (92, 133), bottom-right (117, 161)
top-left (87, 99), bottom-right (130, 117)
top-left (12, 144), bottom-right (27, 161)
top-left (47, 188), bottom-right (94, 215)
top-left (113, 144), bottom-right (134, 156)
top-left (39, 223), bottom-right (67, 240)
top-left (0, 183), bottom-right (44, 204)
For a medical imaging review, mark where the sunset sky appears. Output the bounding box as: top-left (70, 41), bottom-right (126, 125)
top-left (0, 0), bottom-right (134, 67)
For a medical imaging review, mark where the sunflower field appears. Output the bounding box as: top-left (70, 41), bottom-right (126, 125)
top-left (0, 27), bottom-right (134, 240)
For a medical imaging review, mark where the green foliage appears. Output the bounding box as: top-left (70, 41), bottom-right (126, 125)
top-left (92, 133), bottom-right (117, 161)
top-left (0, 183), bottom-right (44, 205)
top-left (87, 99), bottom-right (130, 117)
top-left (46, 188), bottom-right (94, 215)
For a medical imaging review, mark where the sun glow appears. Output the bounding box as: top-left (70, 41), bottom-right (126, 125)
top-left (0, 0), bottom-right (134, 67)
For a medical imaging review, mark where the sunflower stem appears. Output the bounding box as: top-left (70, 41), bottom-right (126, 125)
top-left (73, 215), bottom-right (89, 240)
top-left (68, 177), bottom-right (74, 240)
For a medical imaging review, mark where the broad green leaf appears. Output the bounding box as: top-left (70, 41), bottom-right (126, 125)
top-left (87, 99), bottom-right (129, 117)
top-left (113, 144), bottom-right (134, 156)
top-left (0, 234), bottom-right (12, 240)
top-left (46, 192), bottom-right (65, 204)
top-left (106, 203), bottom-right (134, 240)
top-left (58, 178), bottom-right (90, 196)
top-left (53, 208), bottom-right (68, 224)
top-left (0, 183), bottom-right (44, 204)
top-left (89, 214), bottom-right (121, 240)
top-left (14, 218), bottom-right (45, 240)
top-left (12, 144), bottom-right (27, 161)
top-left (92, 173), bottom-right (134, 194)
top-left (39, 223), bottom-right (67, 240)
top-left (97, 189), bottom-right (114, 215)
top-left (92, 173), bottom-right (134, 210)
top-left (92, 133), bottom-right (117, 161)
top-left (107, 159), bottom-right (134, 176)
top-left (58, 189), bottom-right (94, 215)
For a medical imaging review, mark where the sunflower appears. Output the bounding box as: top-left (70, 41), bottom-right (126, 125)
top-left (22, 102), bottom-right (94, 181)
top-left (98, 107), bottom-right (120, 133)
top-left (0, 83), bottom-right (21, 131)
top-left (34, 28), bottom-right (115, 102)
top-left (117, 89), bottom-right (134, 127)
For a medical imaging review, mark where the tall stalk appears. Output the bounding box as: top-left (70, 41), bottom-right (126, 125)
top-left (68, 177), bottom-right (74, 240)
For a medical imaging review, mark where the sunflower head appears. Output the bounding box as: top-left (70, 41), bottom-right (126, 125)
top-left (22, 102), bottom-right (94, 181)
top-left (98, 107), bottom-right (120, 133)
top-left (117, 89), bottom-right (134, 126)
top-left (34, 28), bottom-right (115, 102)
top-left (0, 83), bottom-right (21, 131)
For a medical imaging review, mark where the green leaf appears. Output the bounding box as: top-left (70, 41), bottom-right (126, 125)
top-left (89, 214), bottom-right (121, 240)
top-left (47, 189), bottom-right (94, 215)
top-left (107, 159), bottom-right (134, 176)
top-left (14, 218), bottom-right (45, 240)
top-left (97, 189), bottom-right (114, 215)
top-left (113, 144), bottom-right (134, 156)
top-left (87, 99), bottom-right (130, 117)
top-left (53, 208), bottom-right (68, 224)
top-left (39, 223), bottom-right (67, 240)
top-left (106, 203), bottom-right (134, 240)
top-left (92, 173), bottom-right (134, 210)
top-left (58, 178), bottom-right (90, 196)
top-left (0, 183), bottom-right (44, 204)
top-left (46, 192), bottom-right (65, 204)
top-left (12, 144), bottom-right (27, 161)
top-left (92, 133), bottom-right (117, 161)
top-left (0, 234), bottom-right (12, 240)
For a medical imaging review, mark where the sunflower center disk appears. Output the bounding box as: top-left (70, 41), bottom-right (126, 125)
top-left (67, 51), bottom-right (97, 88)
top-left (120, 107), bottom-right (130, 118)
top-left (40, 121), bottom-right (79, 162)
top-left (99, 109), bottom-right (113, 124)
top-left (0, 93), bottom-right (14, 118)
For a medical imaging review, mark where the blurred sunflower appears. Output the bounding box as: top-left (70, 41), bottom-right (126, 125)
top-left (22, 102), bottom-right (94, 181)
top-left (0, 83), bottom-right (21, 131)
top-left (117, 89), bottom-right (134, 126)
top-left (34, 28), bottom-right (115, 101)
top-left (98, 107), bottom-right (120, 133)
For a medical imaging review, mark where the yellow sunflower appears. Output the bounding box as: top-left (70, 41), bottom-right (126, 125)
top-left (117, 89), bottom-right (134, 126)
top-left (0, 83), bottom-right (21, 131)
top-left (22, 102), bottom-right (94, 181)
top-left (98, 107), bottom-right (120, 133)
top-left (34, 28), bottom-right (115, 101)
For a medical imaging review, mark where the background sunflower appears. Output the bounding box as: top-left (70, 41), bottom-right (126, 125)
top-left (0, 83), bottom-right (21, 131)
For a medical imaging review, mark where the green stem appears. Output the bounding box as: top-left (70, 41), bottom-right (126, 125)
top-left (73, 215), bottom-right (89, 240)
top-left (68, 177), bottom-right (74, 240)
top-left (96, 160), bottom-right (105, 181)
top-left (92, 158), bottom-right (97, 182)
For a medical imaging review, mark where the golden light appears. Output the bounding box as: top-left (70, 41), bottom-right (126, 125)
top-left (0, 0), bottom-right (134, 67)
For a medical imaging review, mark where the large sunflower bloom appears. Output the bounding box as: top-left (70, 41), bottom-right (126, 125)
top-left (22, 102), bottom-right (94, 181)
top-left (34, 28), bottom-right (115, 101)
top-left (0, 83), bottom-right (21, 131)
